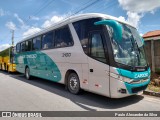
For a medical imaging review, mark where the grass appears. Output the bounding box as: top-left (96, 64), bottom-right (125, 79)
top-left (147, 72), bottom-right (160, 93)
top-left (147, 84), bottom-right (160, 93)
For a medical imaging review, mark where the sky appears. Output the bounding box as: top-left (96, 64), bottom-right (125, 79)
top-left (0, 0), bottom-right (160, 51)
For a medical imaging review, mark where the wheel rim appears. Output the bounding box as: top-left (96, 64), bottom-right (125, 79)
top-left (69, 76), bottom-right (78, 91)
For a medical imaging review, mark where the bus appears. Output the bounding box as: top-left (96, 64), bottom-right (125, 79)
top-left (0, 46), bottom-right (16, 72)
top-left (15, 13), bottom-right (150, 98)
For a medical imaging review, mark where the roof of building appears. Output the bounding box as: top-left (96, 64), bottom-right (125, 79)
top-left (143, 30), bottom-right (160, 38)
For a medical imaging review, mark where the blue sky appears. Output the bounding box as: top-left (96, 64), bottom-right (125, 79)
top-left (0, 0), bottom-right (160, 51)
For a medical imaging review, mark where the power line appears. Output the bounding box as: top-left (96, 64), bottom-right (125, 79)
top-left (96, 1), bottom-right (118, 13)
top-left (0, 32), bottom-right (10, 43)
top-left (1, 0), bottom-right (56, 45)
top-left (63, 0), bottom-right (92, 16)
top-left (2, 1), bottom-right (55, 44)
top-left (19, 0), bottom-right (50, 25)
top-left (79, 0), bottom-right (104, 13)
top-left (24, 0), bottom-right (56, 24)
top-left (85, 0), bottom-right (117, 13)
top-left (15, 0), bottom-right (118, 41)
top-left (70, 0), bottom-right (100, 16)
top-left (14, 0), bottom-right (100, 39)
top-left (15, 0), bottom-right (91, 38)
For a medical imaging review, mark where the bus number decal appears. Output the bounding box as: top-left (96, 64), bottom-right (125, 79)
top-left (62, 53), bottom-right (71, 57)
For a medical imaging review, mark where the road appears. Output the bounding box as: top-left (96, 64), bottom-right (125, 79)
top-left (0, 70), bottom-right (160, 119)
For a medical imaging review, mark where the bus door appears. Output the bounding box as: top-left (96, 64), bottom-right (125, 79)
top-left (88, 31), bottom-right (110, 96)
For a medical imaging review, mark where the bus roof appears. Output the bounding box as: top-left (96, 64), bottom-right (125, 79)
top-left (0, 45), bottom-right (14, 52)
top-left (17, 13), bottom-right (134, 44)
top-left (0, 46), bottom-right (13, 57)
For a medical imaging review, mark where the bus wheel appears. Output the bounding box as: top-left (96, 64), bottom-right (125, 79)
top-left (25, 67), bottom-right (31, 80)
top-left (67, 73), bottom-right (80, 94)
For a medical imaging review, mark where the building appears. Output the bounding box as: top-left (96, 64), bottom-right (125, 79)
top-left (143, 30), bottom-right (160, 72)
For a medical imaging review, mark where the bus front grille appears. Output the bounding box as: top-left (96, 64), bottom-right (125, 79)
top-left (131, 85), bottom-right (148, 93)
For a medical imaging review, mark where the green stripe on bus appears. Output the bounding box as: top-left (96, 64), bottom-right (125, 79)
top-left (15, 51), bottom-right (61, 82)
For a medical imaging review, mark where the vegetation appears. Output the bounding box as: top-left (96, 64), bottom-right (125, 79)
top-left (148, 84), bottom-right (160, 92)
top-left (148, 72), bottom-right (160, 92)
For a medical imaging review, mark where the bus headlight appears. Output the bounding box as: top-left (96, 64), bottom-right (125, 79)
top-left (121, 77), bottom-right (132, 83)
top-left (110, 72), bottom-right (132, 83)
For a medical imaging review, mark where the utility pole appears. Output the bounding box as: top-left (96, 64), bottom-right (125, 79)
top-left (11, 30), bottom-right (14, 46)
top-left (9, 30), bottom-right (14, 65)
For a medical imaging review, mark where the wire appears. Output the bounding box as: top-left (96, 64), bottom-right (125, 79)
top-left (0, 32), bottom-right (10, 43)
top-left (1, 0), bottom-right (56, 45)
top-left (81, 0), bottom-right (104, 13)
top-left (70, 0), bottom-right (100, 16)
top-left (96, 1), bottom-right (118, 13)
top-left (14, 0), bottom-right (100, 39)
top-left (13, 0), bottom-right (92, 39)
top-left (24, 0), bottom-right (56, 25)
top-left (16, 0), bottom-right (118, 41)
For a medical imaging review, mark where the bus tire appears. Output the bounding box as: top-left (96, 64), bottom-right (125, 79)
top-left (25, 67), bottom-right (31, 80)
top-left (67, 72), bottom-right (80, 94)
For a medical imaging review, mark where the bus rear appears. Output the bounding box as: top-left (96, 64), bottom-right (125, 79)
top-left (0, 46), bottom-right (16, 72)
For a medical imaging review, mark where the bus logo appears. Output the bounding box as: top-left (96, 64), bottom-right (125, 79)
top-left (134, 73), bottom-right (148, 78)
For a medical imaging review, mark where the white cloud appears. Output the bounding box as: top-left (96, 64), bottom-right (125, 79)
top-left (14, 13), bottom-right (24, 25)
top-left (118, 16), bottom-right (126, 22)
top-left (29, 16), bottom-right (40, 21)
top-left (0, 8), bottom-right (4, 16)
top-left (14, 13), bottom-right (29, 29)
top-left (0, 8), bottom-right (10, 16)
top-left (118, 13), bottom-right (142, 28)
top-left (118, 0), bottom-right (160, 13)
top-left (118, 14), bottom-right (142, 28)
top-left (42, 15), bottom-right (64, 28)
top-left (126, 12), bottom-right (142, 27)
top-left (118, 0), bottom-right (160, 28)
top-left (140, 33), bottom-right (143, 36)
top-left (0, 44), bottom-right (10, 51)
top-left (23, 27), bottom-right (41, 38)
top-left (5, 21), bottom-right (16, 30)
top-left (22, 14), bottom-right (64, 39)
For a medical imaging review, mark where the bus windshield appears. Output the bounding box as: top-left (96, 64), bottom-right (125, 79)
top-left (109, 23), bottom-right (147, 67)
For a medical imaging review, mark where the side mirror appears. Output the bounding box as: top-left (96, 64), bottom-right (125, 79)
top-left (94, 20), bottom-right (122, 42)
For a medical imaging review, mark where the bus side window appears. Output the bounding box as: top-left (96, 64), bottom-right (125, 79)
top-left (42, 31), bottom-right (54, 49)
top-left (73, 20), bottom-right (89, 54)
top-left (16, 43), bottom-right (21, 53)
top-left (21, 42), bottom-right (26, 52)
top-left (73, 18), bottom-right (102, 55)
top-left (32, 36), bottom-right (41, 50)
top-left (55, 25), bottom-right (73, 48)
top-left (90, 33), bottom-right (106, 63)
top-left (26, 40), bottom-right (32, 51)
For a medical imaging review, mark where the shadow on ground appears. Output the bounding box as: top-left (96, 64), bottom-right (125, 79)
top-left (0, 71), bottom-right (144, 111)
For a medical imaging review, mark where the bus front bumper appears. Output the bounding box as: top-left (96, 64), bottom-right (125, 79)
top-left (110, 77), bottom-right (150, 98)
top-left (124, 79), bottom-right (150, 94)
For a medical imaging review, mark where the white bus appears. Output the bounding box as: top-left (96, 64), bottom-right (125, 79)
top-left (15, 13), bottom-right (150, 98)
